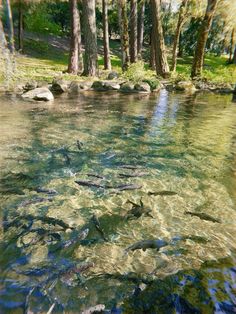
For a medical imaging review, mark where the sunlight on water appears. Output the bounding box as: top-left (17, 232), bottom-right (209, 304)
top-left (0, 91), bottom-right (236, 313)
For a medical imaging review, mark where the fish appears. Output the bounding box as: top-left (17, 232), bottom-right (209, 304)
top-left (119, 165), bottom-right (142, 170)
top-left (148, 191), bottom-right (177, 196)
top-left (182, 235), bottom-right (209, 244)
top-left (105, 153), bottom-right (116, 160)
top-left (125, 239), bottom-right (168, 252)
top-left (36, 187), bottom-right (58, 195)
top-left (76, 140), bottom-right (83, 150)
top-left (75, 179), bottom-right (110, 189)
top-left (75, 180), bottom-right (142, 192)
top-left (17, 197), bottom-right (53, 208)
top-left (86, 173), bottom-right (105, 179)
top-left (91, 214), bottom-right (108, 241)
top-left (116, 184), bottom-right (142, 191)
top-left (62, 228), bottom-right (89, 249)
top-left (4, 214), bottom-right (74, 231)
top-left (118, 172), bottom-right (147, 178)
top-left (185, 211), bottom-right (221, 223)
top-left (125, 198), bottom-right (153, 219)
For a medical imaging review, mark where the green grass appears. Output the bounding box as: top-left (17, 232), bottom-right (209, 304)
top-left (174, 54), bottom-right (236, 84)
top-left (3, 36), bottom-right (236, 88)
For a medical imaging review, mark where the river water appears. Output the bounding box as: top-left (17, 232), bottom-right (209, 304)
top-left (0, 91), bottom-right (236, 313)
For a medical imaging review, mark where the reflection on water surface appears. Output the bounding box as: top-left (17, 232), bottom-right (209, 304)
top-left (0, 91), bottom-right (236, 313)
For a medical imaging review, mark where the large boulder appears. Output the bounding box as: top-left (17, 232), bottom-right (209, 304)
top-left (21, 87), bottom-right (54, 101)
top-left (51, 79), bottom-right (69, 93)
top-left (92, 80), bottom-right (120, 91)
top-left (120, 82), bottom-right (135, 93)
top-left (69, 81), bottom-right (93, 93)
top-left (23, 81), bottom-right (38, 91)
top-left (134, 82), bottom-right (151, 93)
top-left (107, 71), bottom-right (119, 80)
top-left (175, 81), bottom-right (196, 92)
top-left (233, 84), bottom-right (236, 95)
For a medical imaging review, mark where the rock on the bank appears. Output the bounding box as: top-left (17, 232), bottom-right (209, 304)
top-left (134, 82), bottom-right (151, 93)
top-left (92, 80), bottom-right (120, 91)
top-left (21, 87), bottom-right (54, 101)
top-left (107, 71), bottom-right (119, 80)
top-left (120, 83), bottom-right (135, 93)
top-left (69, 81), bottom-right (93, 93)
top-left (51, 79), bottom-right (69, 93)
top-left (175, 81), bottom-right (196, 92)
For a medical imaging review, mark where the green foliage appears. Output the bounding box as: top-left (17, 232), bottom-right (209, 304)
top-left (122, 61), bottom-right (147, 83)
top-left (143, 78), bottom-right (161, 91)
top-left (24, 3), bottom-right (62, 35)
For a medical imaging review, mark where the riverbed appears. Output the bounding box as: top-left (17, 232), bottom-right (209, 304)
top-left (0, 91), bottom-right (236, 313)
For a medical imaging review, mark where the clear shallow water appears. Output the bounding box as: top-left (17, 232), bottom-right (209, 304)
top-left (0, 90), bottom-right (236, 313)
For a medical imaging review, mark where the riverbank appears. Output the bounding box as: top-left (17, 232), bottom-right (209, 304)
top-left (0, 35), bottom-right (235, 96)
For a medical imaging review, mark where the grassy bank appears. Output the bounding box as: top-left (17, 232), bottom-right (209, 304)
top-left (1, 35), bottom-right (236, 88)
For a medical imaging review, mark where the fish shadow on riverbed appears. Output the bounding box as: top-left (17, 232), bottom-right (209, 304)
top-left (79, 213), bottom-right (126, 245)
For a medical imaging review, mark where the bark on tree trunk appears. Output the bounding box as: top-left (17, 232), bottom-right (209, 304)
top-left (102, 0), bottom-right (111, 70)
top-left (171, 0), bottom-right (188, 72)
top-left (0, 16), bottom-right (7, 49)
top-left (118, 0), bottom-right (130, 71)
top-left (178, 31), bottom-right (183, 57)
top-left (18, 0), bottom-right (23, 52)
top-left (151, 0), bottom-right (169, 78)
top-left (6, 0), bottom-right (15, 53)
top-left (191, 0), bottom-right (218, 78)
top-left (82, 0), bottom-right (98, 76)
top-left (137, 0), bottom-right (145, 57)
top-left (68, 0), bottom-right (83, 74)
top-left (149, 26), bottom-right (155, 70)
top-left (130, 0), bottom-right (138, 63)
top-left (229, 28), bottom-right (235, 63)
top-left (233, 46), bottom-right (236, 64)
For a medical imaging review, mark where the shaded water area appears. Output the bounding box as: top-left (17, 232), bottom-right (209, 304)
top-left (0, 90), bottom-right (236, 313)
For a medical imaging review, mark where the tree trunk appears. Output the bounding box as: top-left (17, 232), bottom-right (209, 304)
top-left (149, 26), bottom-right (155, 70)
top-left (68, 0), bottom-right (83, 74)
top-left (137, 0), bottom-right (145, 57)
top-left (171, 0), bottom-right (188, 72)
top-left (151, 0), bottom-right (169, 78)
top-left (0, 16), bottom-right (7, 50)
top-left (102, 0), bottom-right (111, 70)
top-left (233, 46), bottom-right (236, 64)
top-left (82, 0), bottom-right (98, 76)
top-left (229, 28), bottom-right (235, 63)
top-left (130, 0), bottom-right (138, 63)
top-left (178, 31), bottom-right (183, 57)
top-left (5, 0), bottom-right (15, 53)
top-left (18, 0), bottom-right (23, 52)
top-left (118, 0), bottom-right (130, 71)
top-left (191, 0), bottom-right (218, 78)
top-left (0, 2), bottom-right (14, 85)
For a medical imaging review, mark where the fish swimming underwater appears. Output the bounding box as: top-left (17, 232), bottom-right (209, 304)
top-left (125, 239), bottom-right (168, 252)
top-left (185, 211), bottom-right (221, 223)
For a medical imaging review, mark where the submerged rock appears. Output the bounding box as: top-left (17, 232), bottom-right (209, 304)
top-left (21, 87), bottom-right (54, 101)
